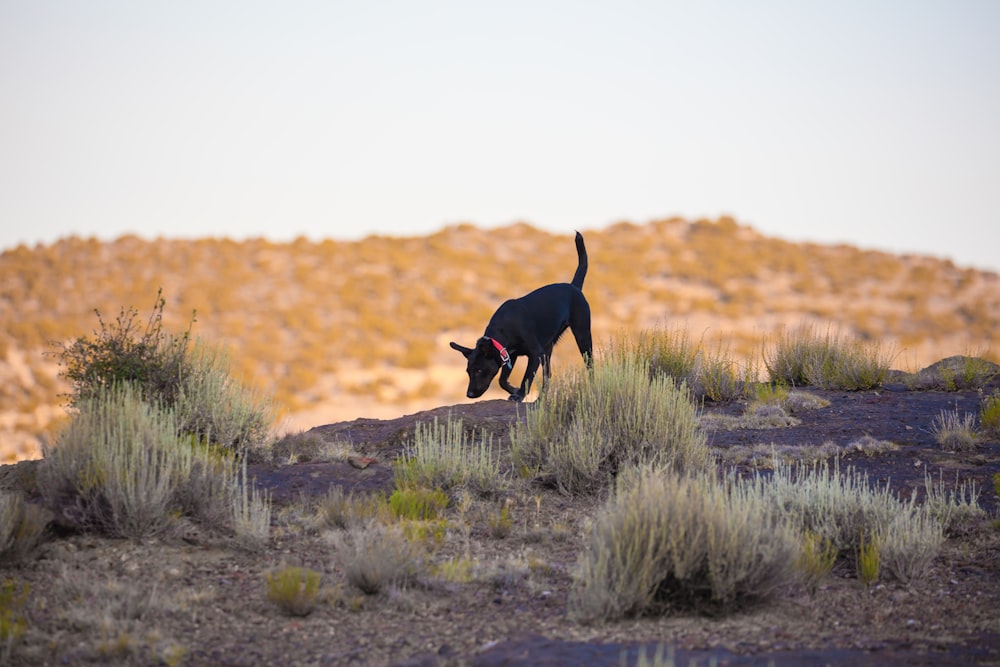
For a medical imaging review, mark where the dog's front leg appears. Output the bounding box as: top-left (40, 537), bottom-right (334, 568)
top-left (498, 357), bottom-right (521, 399)
top-left (510, 355), bottom-right (541, 402)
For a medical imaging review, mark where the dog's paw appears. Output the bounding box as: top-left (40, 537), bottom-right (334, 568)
top-left (507, 393), bottom-right (524, 402)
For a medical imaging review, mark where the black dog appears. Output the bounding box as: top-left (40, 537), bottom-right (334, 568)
top-left (450, 232), bottom-right (593, 402)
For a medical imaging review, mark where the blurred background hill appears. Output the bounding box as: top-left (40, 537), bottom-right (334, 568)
top-left (2, 217), bottom-right (998, 461)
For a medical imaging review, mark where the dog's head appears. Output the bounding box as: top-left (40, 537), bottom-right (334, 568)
top-left (450, 337), bottom-right (505, 398)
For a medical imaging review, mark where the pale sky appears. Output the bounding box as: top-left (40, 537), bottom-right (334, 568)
top-left (2, 1), bottom-right (998, 271)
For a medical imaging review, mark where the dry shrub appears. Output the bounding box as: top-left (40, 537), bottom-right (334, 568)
top-left (569, 470), bottom-right (795, 621)
top-left (331, 523), bottom-right (425, 595)
top-left (0, 493), bottom-right (48, 563)
top-left (764, 325), bottom-right (892, 390)
top-left (512, 355), bottom-right (708, 496)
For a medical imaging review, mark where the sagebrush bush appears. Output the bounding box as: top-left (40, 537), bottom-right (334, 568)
top-left (0, 493), bottom-right (48, 563)
top-left (512, 355), bottom-right (708, 495)
top-left (40, 384), bottom-right (193, 538)
top-left (41, 383), bottom-right (268, 540)
top-left (923, 472), bottom-right (984, 536)
top-left (764, 325), bottom-right (892, 390)
top-left (331, 523), bottom-right (425, 595)
top-left (394, 419), bottom-right (505, 496)
top-left (748, 460), bottom-right (948, 582)
top-left (569, 470), bottom-right (796, 621)
top-left (175, 341), bottom-right (275, 457)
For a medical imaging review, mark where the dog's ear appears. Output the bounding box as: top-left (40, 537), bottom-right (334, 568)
top-left (450, 341), bottom-right (474, 359)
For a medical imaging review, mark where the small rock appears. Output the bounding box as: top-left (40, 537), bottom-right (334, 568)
top-left (348, 456), bottom-right (377, 469)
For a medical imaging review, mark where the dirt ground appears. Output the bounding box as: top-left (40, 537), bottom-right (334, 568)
top-left (3, 378), bottom-right (1000, 666)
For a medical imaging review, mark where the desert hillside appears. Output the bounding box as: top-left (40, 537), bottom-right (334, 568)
top-left (2, 217), bottom-right (998, 461)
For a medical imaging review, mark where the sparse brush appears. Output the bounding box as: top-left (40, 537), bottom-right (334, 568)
top-left (53, 289), bottom-right (275, 457)
top-left (0, 492), bottom-right (48, 563)
top-left (332, 523), bottom-right (425, 595)
top-left (749, 460), bottom-right (914, 558)
top-left (847, 435), bottom-right (898, 457)
top-left (40, 383), bottom-right (192, 538)
top-left (931, 408), bottom-right (979, 451)
top-left (401, 519), bottom-right (449, 551)
top-left (265, 566), bottom-right (322, 617)
top-left (627, 326), bottom-right (699, 385)
top-left (174, 340), bottom-right (275, 457)
top-left (389, 487), bottom-right (449, 521)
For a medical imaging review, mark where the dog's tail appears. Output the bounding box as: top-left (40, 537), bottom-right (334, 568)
top-left (571, 231), bottom-right (588, 290)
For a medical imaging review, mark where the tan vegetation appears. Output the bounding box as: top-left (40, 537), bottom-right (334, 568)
top-left (2, 217), bottom-right (999, 461)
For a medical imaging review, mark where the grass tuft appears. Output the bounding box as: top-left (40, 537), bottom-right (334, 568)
top-left (265, 566), bottom-right (322, 616)
top-left (332, 523), bottom-right (426, 595)
top-left (764, 325), bottom-right (892, 390)
top-left (931, 408), bottom-right (979, 451)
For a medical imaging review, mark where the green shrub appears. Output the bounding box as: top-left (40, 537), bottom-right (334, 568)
top-left (266, 566), bottom-right (322, 616)
top-left (794, 530), bottom-right (837, 595)
top-left (388, 487), bottom-right (449, 521)
top-left (569, 470), bottom-right (795, 621)
top-left (512, 356), bottom-right (709, 496)
top-left (56, 289), bottom-right (192, 409)
top-left (856, 532), bottom-right (881, 586)
top-left (764, 325), bottom-right (892, 390)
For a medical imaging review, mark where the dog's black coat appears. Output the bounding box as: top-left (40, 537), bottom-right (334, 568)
top-left (450, 232), bottom-right (593, 402)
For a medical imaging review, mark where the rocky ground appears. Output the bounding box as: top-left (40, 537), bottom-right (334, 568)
top-left (2, 376), bottom-right (1000, 666)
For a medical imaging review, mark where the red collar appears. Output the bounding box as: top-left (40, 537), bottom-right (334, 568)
top-left (486, 337), bottom-right (513, 369)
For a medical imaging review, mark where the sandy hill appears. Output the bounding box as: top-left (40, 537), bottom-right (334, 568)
top-left (2, 217), bottom-right (998, 461)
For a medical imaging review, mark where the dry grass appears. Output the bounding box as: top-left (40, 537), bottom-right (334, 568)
top-left (764, 325), bottom-right (893, 390)
top-left (930, 408), bottom-right (979, 451)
